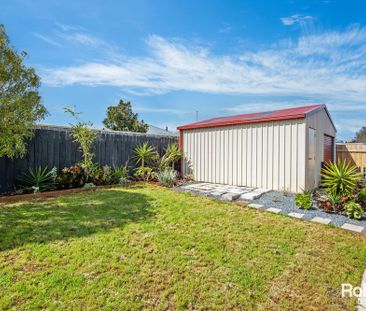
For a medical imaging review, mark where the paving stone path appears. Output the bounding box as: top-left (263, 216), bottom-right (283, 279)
top-left (178, 182), bottom-right (270, 201)
top-left (177, 182), bottom-right (366, 234)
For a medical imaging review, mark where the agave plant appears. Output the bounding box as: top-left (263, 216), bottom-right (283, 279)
top-left (133, 142), bottom-right (157, 167)
top-left (19, 166), bottom-right (57, 192)
top-left (321, 160), bottom-right (361, 196)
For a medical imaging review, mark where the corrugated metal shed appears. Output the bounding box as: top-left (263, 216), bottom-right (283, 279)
top-left (178, 104), bottom-right (336, 193)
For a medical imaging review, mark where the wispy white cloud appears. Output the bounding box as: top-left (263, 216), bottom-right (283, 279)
top-left (280, 14), bottom-right (314, 26)
top-left (55, 22), bottom-right (84, 32)
top-left (218, 23), bottom-right (232, 34)
top-left (42, 25), bottom-right (366, 108)
top-left (335, 119), bottom-right (365, 134)
top-left (225, 101), bottom-right (366, 114)
top-left (58, 32), bottom-right (104, 47)
top-left (134, 107), bottom-right (188, 114)
top-left (32, 32), bottom-right (62, 47)
top-left (33, 23), bottom-right (108, 49)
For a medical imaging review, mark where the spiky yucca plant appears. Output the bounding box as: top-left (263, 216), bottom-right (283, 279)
top-left (133, 142), bottom-right (157, 168)
top-left (165, 144), bottom-right (182, 169)
top-left (321, 160), bottom-right (361, 196)
top-left (158, 143), bottom-right (182, 170)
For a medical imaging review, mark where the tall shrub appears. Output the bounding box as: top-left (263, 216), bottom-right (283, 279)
top-left (64, 107), bottom-right (98, 167)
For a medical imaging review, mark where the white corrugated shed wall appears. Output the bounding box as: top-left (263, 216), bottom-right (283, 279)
top-left (305, 108), bottom-right (336, 189)
top-left (182, 118), bottom-right (307, 192)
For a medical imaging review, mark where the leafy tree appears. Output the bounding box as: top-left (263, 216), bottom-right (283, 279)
top-left (0, 24), bottom-right (47, 158)
top-left (354, 127), bottom-right (366, 143)
top-left (103, 100), bottom-right (149, 133)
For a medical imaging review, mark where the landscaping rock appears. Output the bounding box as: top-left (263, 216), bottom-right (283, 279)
top-left (311, 217), bottom-right (331, 225)
top-left (288, 212), bottom-right (304, 219)
top-left (240, 192), bottom-right (260, 200)
top-left (210, 191), bottom-right (227, 197)
top-left (341, 223), bottom-right (364, 233)
top-left (222, 193), bottom-right (240, 201)
top-left (248, 203), bottom-right (263, 209)
top-left (266, 207), bottom-right (282, 214)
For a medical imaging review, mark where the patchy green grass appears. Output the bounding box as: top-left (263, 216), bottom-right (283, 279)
top-left (1, 184), bottom-right (366, 310)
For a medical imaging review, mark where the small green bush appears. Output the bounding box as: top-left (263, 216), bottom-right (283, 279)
top-left (56, 164), bottom-right (87, 189)
top-left (118, 177), bottom-right (129, 185)
top-left (83, 182), bottom-right (96, 188)
top-left (358, 187), bottom-right (366, 210)
top-left (112, 165), bottom-right (129, 184)
top-left (345, 202), bottom-right (364, 219)
top-left (134, 166), bottom-right (155, 181)
top-left (86, 164), bottom-right (113, 185)
top-left (156, 169), bottom-right (178, 187)
top-left (295, 193), bottom-right (313, 210)
top-left (358, 187), bottom-right (366, 200)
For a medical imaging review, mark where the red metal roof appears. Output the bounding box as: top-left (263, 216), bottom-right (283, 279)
top-left (177, 104), bottom-right (325, 130)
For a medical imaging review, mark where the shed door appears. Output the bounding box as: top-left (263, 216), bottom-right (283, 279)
top-left (308, 128), bottom-right (316, 189)
top-left (324, 135), bottom-right (334, 164)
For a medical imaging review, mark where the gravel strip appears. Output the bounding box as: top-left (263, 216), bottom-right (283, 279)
top-left (251, 191), bottom-right (366, 228)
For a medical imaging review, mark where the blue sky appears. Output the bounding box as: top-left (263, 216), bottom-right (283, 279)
top-left (1, 0), bottom-right (365, 140)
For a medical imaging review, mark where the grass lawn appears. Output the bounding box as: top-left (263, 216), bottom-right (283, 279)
top-left (1, 183), bottom-right (366, 310)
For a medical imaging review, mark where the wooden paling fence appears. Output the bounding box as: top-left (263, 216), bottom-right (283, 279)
top-left (0, 125), bottom-right (178, 193)
top-left (336, 143), bottom-right (366, 179)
